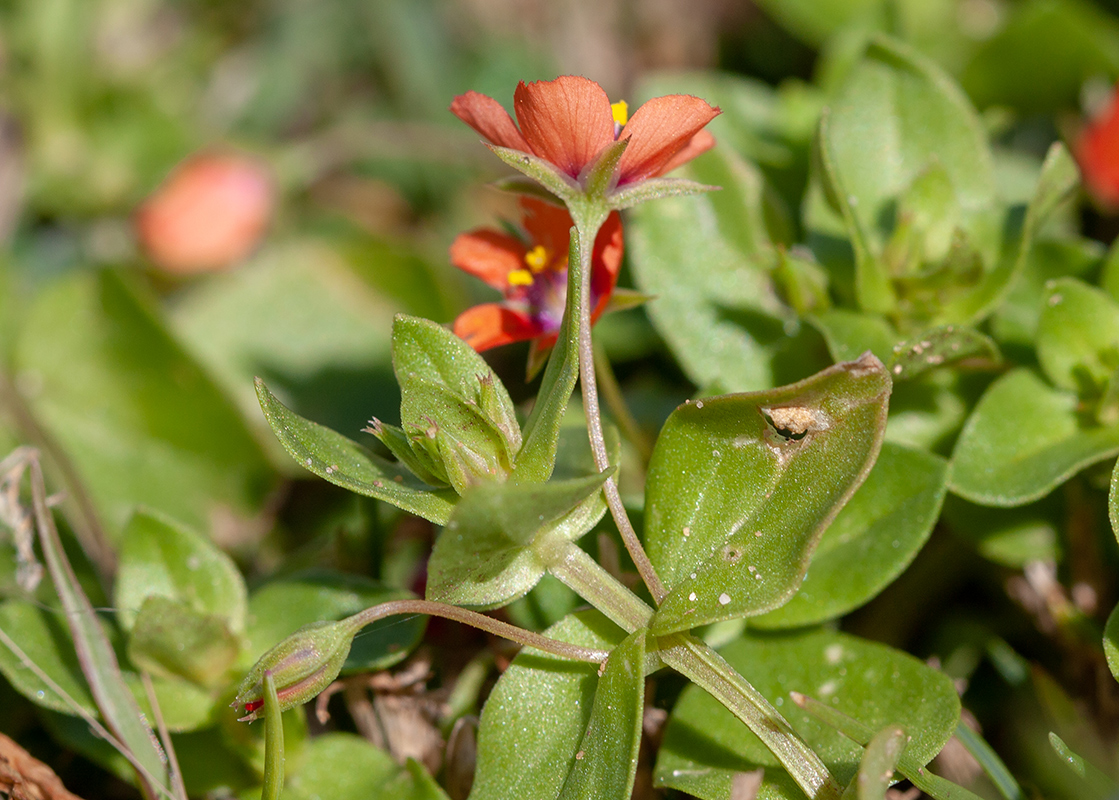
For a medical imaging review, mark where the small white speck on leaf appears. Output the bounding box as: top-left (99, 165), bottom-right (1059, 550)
top-left (718, 592), bottom-right (731, 605)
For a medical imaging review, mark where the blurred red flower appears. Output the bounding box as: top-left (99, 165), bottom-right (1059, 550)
top-left (1077, 87), bottom-right (1119, 208)
top-left (451, 197), bottom-right (623, 351)
top-left (136, 152), bottom-right (274, 274)
top-left (451, 75), bottom-right (719, 190)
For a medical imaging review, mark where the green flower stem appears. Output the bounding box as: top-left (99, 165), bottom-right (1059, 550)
top-left (345, 599), bottom-right (610, 663)
top-left (660, 635), bottom-right (843, 800)
top-left (539, 538), bottom-right (653, 632)
top-left (567, 200), bottom-right (667, 604)
top-left (261, 671), bottom-right (285, 800)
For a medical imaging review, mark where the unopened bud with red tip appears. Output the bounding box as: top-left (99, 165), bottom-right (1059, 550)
top-left (233, 619), bottom-right (357, 721)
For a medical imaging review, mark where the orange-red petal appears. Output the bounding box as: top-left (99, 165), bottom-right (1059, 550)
top-left (449, 229), bottom-right (528, 292)
top-left (514, 76), bottom-right (615, 178)
top-left (657, 129), bottom-right (717, 177)
top-left (453, 304), bottom-right (541, 351)
top-left (520, 196), bottom-right (575, 260)
top-left (616, 95), bottom-right (720, 184)
top-left (450, 91), bottom-right (531, 152)
top-left (590, 211), bottom-right (624, 322)
top-left (1078, 94), bottom-right (1119, 207)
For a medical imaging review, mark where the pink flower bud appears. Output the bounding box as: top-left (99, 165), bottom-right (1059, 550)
top-left (233, 619), bottom-right (354, 721)
top-left (136, 152), bottom-right (274, 274)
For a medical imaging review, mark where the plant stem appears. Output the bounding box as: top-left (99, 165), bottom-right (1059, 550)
top-left (568, 206), bottom-right (666, 604)
top-left (344, 599), bottom-right (610, 663)
top-left (659, 634), bottom-right (843, 800)
top-left (261, 671), bottom-right (285, 800)
top-left (539, 538), bottom-right (653, 632)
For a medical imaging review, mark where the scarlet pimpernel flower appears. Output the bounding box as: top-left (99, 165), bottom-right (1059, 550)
top-left (1077, 84), bottom-right (1119, 208)
top-left (451, 197), bottom-right (623, 355)
top-left (450, 75), bottom-right (719, 207)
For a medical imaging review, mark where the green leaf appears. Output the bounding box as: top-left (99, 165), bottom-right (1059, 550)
top-left (750, 443), bottom-right (947, 629)
top-left (887, 325), bottom-right (1000, 381)
top-left (557, 629), bottom-right (646, 800)
top-left (127, 674), bottom-right (217, 734)
top-left (30, 469), bottom-right (169, 793)
top-left (14, 270), bottom-right (273, 538)
top-left (607, 177), bottom-right (719, 210)
top-left (0, 599), bottom-right (97, 715)
top-left (426, 471), bottom-right (611, 608)
top-left (655, 627), bottom-right (959, 800)
top-left (646, 355), bottom-right (891, 635)
top-left (794, 692), bottom-right (984, 800)
top-left (1037, 278), bottom-right (1119, 395)
top-left (391, 314), bottom-right (520, 454)
top-left (948, 369), bottom-right (1119, 506)
top-left (1105, 601), bottom-right (1119, 683)
top-left (241, 570), bottom-right (424, 674)
top-left (810, 309), bottom-right (899, 364)
top-left (628, 147), bottom-right (802, 392)
top-left (114, 509), bottom-right (247, 633)
top-left (127, 596), bottom-right (239, 687)
top-left (280, 733), bottom-right (450, 800)
top-left (256, 378), bottom-right (457, 525)
top-left (990, 238), bottom-right (1104, 353)
top-left (470, 611), bottom-right (625, 800)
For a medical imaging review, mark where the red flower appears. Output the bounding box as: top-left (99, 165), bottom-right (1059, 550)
top-left (450, 75), bottom-right (719, 190)
top-left (1077, 85), bottom-right (1119, 208)
top-left (451, 197), bottom-right (623, 351)
top-left (136, 152), bottom-right (274, 274)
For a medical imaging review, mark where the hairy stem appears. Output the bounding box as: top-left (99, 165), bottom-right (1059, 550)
top-left (568, 207), bottom-right (666, 603)
top-left (345, 599), bottom-right (610, 663)
top-left (538, 538), bottom-right (653, 632)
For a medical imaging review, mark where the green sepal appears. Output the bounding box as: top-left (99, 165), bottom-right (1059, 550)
top-left (487, 144), bottom-right (580, 202)
top-left (607, 177), bottom-right (719, 211)
top-left (581, 138), bottom-right (629, 199)
top-left (363, 418), bottom-right (450, 487)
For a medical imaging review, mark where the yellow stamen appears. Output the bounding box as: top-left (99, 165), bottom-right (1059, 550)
top-left (524, 245), bottom-right (548, 273)
top-left (508, 269), bottom-right (533, 287)
top-left (611, 100), bottom-right (629, 127)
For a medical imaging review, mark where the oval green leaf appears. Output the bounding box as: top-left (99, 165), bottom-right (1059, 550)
top-left (470, 611), bottom-right (625, 800)
top-left (1037, 278), bottom-right (1119, 395)
top-left (949, 368), bottom-right (1119, 506)
top-left (646, 354), bottom-right (891, 635)
top-left (655, 627), bottom-right (959, 800)
top-left (557, 629), bottom-right (646, 800)
top-left (114, 509), bottom-right (247, 633)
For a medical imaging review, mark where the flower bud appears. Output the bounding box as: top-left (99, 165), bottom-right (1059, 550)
top-left (233, 619), bottom-right (354, 721)
top-left (136, 152), bottom-right (274, 274)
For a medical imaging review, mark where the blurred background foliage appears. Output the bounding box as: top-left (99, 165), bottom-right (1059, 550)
top-left (5, 0), bottom-right (1119, 798)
